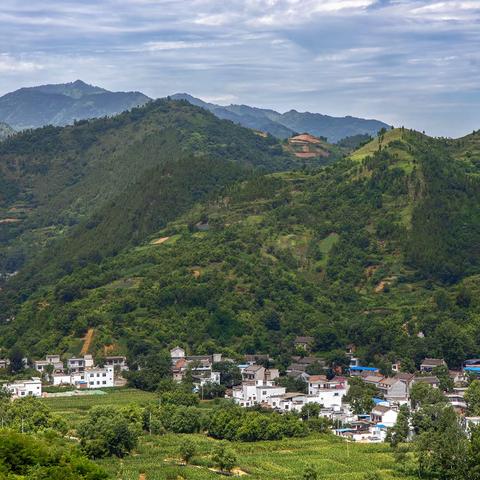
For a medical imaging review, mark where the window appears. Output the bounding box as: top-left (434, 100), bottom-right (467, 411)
top-left (102, 381), bottom-right (106, 385)
top-left (102, 373), bottom-right (106, 377)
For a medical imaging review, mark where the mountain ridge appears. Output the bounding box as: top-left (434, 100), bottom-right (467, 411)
top-left (171, 92), bottom-right (389, 142)
top-left (0, 80), bottom-right (151, 130)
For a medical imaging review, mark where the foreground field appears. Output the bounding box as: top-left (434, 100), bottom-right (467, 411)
top-left (98, 433), bottom-right (414, 480)
top-left (42, 389), bottom-right (414, 479)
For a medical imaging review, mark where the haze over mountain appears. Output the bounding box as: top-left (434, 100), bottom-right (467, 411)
top-left (171, 93), bottom-right (389, 142)
top-left (0, 80), bottom-right (150, 130)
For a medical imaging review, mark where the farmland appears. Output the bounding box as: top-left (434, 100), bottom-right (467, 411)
top-left (42, 388), bottom-right (414, 480)
top-left (98, 433), bottom-right (414, 480)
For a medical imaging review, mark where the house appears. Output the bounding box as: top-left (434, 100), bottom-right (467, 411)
top-left (105, 356), bottom-right (128, 371)
top-left (362, 374), bottom-right (383, 387)
top-left (0, 359), bottom-right (9, 369)
top-left (6, 377), bottom-right (42, 398)
top-left (413, 376), bottom-right (440, 388)
top-left (370, 405), bottom-right (398, 427)
top-left (446, 393), bottom-right (467, 412)
top-left (242, 364), bottom-right (279, 384)
top-left (378, 377), bottom-right (409, 403)
top-left (350, 366), bottom-right (379, 376)
top-left (420, 358), bottom-right (446, 372)
top-left (170, 346), bottom-right (186, 363)
top-left (294, 336), bottom-right (315, 351)
top-left (53, 366), bottom-right (114, 389)
top-left (171, 352), bottom-right (221, 386)
top-left (232, 381), bottom-right (286, 407)
top-left (34, 355), bottom-right (64, 373)
top-left (67, 354), bottom-right (94, 373)
top-left (52, 373), bottom-right (72, 386)
top-left (76, 366), bottom-right (114, 389)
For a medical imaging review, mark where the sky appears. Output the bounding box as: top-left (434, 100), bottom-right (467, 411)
top-left (0, 0), bottom-right (479, 137)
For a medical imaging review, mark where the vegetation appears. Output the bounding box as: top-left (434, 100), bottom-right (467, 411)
top-left (0, 430), bottom-right (109, 479)
top-left (2, 127), bottom-right (480, 375)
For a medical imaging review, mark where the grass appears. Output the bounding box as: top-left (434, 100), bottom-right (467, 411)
top-left (350, 129), bottom-right (405, 162)
top-left (316, 232), bottom-right (340, 268)
top-left (98, 433), bottom-right (415, 480)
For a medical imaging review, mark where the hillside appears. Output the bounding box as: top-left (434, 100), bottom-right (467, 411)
top-left (0, 98), bottom-right (305, 283)
top-left (0, 122), bottom-right (14, 141)
top-left (171, 93), bottom-right (389, 142)
top-left (0, 80), bottom-right (150, 130)
top-left (2, 128), bottom-right (480, 372)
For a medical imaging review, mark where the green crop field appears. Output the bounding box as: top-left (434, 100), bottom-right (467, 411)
top-left (98, 433), bottom-right (415, 480)
top-left (42, 388), bottom-right (157, 426)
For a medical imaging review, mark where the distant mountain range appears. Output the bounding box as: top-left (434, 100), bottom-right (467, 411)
top-left (0, 80), bottom-right (389, 142)
top-left (0, 80), bottom-right (150, 130)
top-left (0, 122), bottom-right (14, 141)
top-left (171, 93), bottom-right (389, 142)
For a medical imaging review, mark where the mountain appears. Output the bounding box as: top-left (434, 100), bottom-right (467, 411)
top-left (0, 122), bottom-right (14, 141)
top-left (171, 93), bottom-right (389, 142)
top-left (0, 80), bottom-right (151, 130)
top-left (2, 123), bottom-right (480, 374)
top-left (0, 98), bottom-right (311, 284)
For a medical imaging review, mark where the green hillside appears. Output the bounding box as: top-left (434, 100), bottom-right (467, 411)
top-left (2, 127), bottom-right (480, 371)
top-left (0, 99), bottom-right (303, 279)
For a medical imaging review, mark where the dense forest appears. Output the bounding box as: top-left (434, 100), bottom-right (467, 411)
top-left (1, 101), bottom-right (480, 372)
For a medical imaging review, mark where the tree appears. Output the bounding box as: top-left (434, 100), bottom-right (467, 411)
top-left (432, 365), bottom-right (454, 393)
top-left (212, 443), bottom-right (236, 473)
top-left (465, 380), bottom-right (480, 416)
top-left (300, 403), bottom-right (321, 420)
top-left (8, 346), bottom-right (25, 374)
top-left (78, 406), bottom-right (139, 458)
top-left (179, 439), bottom-right (196, 464)
top-left (387, 404), bottom-right (410, 447)
top-left (344, 377), bottom-right (376, 414)
top-left (213, 361), bottom-right (242, 388)
top-left (415, 406), bottom-right (468, 480)
top-left (410, 382), bottom-right (446, 409)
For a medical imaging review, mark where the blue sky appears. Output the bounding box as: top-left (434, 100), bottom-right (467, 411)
top-left (0, 0), bottom-right (479, 137)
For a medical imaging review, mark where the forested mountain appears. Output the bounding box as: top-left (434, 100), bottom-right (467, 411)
top-left (171, 93), bottom-right (389, 141)
top-left (0, 122), bottom-right (14, 141)
top-left (0, 99), bottom-right (311, 282)
top-left (0, 80), bottom-right (150, 130)
top-left (1, 123), bottom-right (480, 373)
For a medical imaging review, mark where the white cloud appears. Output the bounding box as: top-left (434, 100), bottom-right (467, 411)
top-left (0, 54), bottom-right (42, 73)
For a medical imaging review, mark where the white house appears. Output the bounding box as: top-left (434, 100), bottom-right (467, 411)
top-left (371, 405), bottom-right (398, 427)
top-left (53, 366), bottom-right (114, 389)
top-left (232, 380), bottom-right (286, 407)
top-left (52, 373), bottom-right (72, 386)
top-left (6, 377), bottom-right (42, 398)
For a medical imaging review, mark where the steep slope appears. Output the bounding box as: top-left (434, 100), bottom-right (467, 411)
top-left (0, 80), bottom-right (150, 130)
top-left (3, 128), bottom-right (480, 372)
top-left (0, 122), bottom-right (14, 141)
top-left (171, 93), bottom-right (389, 141)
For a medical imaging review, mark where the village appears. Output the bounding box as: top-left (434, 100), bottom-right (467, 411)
top-left (4, 335), bottom-right (480, 444)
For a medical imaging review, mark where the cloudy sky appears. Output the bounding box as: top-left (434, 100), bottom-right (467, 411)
top-left (0, 0), bottom-right (479, 137)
